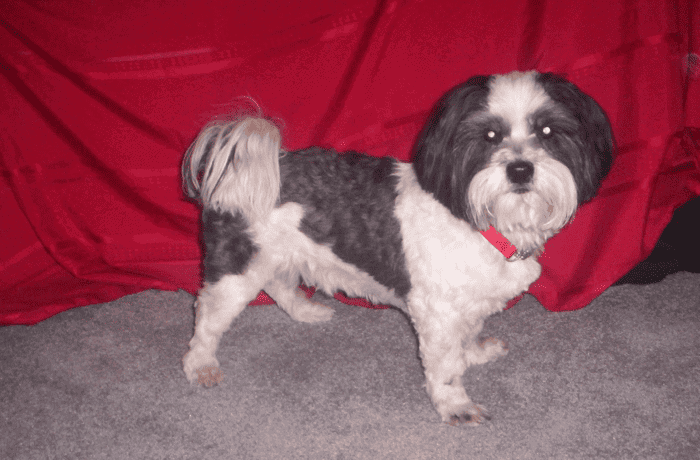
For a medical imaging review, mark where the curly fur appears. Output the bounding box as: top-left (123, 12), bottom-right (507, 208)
top-left (181, 71), bottom-right (614, 424)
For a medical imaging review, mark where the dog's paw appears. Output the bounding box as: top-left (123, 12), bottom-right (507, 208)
top-left (464, 337), bottom-right (509, 366)
top-left (183, 350), bottom-right (222, 386)
top-left (445, 403), bottom-right (491, 427)
top-left (480, 337), bottom-right (509, 358)
top-left (194, 365), bottom-right (223, 387)
top-left (286, 298), bottom-right (334, 323)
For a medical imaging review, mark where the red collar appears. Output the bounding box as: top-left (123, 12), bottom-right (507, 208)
top-left (480, 226), bottom-right (517, 259)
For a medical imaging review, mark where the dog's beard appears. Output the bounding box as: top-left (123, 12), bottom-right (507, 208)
top-left (468, 156), bottom-right (578, 256)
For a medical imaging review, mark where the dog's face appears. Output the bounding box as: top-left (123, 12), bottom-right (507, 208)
top-left (412, 71), bottom-right (614, 258)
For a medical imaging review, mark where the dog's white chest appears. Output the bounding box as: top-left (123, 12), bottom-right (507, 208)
top-left (393, 164), bottom-right (541, 309)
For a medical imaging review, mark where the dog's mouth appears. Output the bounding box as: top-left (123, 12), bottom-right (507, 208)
top-left (510, 185), bottom-right (531, 195)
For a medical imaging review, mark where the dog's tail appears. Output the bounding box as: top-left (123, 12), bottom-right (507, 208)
top-left (182, 117), bottom-right (282, 222)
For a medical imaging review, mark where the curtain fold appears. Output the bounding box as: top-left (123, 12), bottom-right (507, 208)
top-left (1, 0), bottom-right (698, 324)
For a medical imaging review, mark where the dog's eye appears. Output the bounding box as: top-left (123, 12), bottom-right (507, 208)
top-left (540, 125), bottom-right (553, 138)
top-left (484, 130), bottom-right (503, 143)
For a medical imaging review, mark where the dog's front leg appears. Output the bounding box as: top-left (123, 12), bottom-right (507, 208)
top-left (411, 303), bottom-right (493, 426)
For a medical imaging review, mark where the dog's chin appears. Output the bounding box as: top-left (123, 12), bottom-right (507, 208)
top-left (493, 190), bottom-right (558, 255)
top-left (472, 187), bottom-right (575, 257)
top-left (468, 155), bottom-right (580, 258)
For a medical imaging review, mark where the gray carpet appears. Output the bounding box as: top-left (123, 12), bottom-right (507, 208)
top-left (2, 271), bottom-right (699, 459)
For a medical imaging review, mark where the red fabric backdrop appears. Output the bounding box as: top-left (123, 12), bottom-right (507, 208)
top-left (1, 0), bottom-right (699, 325)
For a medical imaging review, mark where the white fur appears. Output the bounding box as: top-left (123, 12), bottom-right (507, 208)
top-left (469, 152), bottom-right (577, 252)
top-left (487, 71), bottom-right (550, 140)
top-left (183, 161), bottom-right (540, 423)
top-left (394, 163), bottom-right (540, 423)
top-left (182, 71), bottom-right (601, 425)
top-left (467, 72), bottom-right (579, 255)
top-left (183, 118), bottom-right (281, 222)
top-left (183, 201), bottom-right (406, 386)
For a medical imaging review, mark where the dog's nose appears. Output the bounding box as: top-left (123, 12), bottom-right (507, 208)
top-left (506, 160), bottom-right (534, 184)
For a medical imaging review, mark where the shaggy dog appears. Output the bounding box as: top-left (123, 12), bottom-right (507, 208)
top-left (181, 71), bottom-right (614, 425)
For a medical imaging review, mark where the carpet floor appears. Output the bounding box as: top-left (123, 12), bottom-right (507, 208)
top-left (2, 272), bottom-right (699, 459)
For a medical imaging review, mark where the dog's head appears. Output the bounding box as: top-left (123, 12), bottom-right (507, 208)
top-left (412, 71), bottom-right (614, 258)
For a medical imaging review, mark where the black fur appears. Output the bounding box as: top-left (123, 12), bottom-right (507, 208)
top-left (202, 209), bottom-right (258, 283)
top-left (412, 73), bottom-right (615, 225)
top-left (535, 72), bottom-right (615, 202)
top-left (279, 148), bottom-right (412, 298)
top-left (412, 75), bottom-right (497, 223)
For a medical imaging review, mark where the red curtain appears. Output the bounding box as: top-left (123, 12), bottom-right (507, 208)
top-left (1, 0), bottom-right (698, 325)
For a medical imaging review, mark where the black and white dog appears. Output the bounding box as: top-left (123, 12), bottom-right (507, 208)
top-left (182, 71), bottom-right (614, 425)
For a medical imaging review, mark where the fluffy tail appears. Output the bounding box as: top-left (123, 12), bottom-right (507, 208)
top-left (182, 117), bottom-right (282, 222)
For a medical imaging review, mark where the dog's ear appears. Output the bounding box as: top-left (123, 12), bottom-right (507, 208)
top-left (536, 73), bottom-right (615, 199)
top-left (412, 76), bottom-right (492, 220)
top-left (413, 76), bottom-right (492, 175)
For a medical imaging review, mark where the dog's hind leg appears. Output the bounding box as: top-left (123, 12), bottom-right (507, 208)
top-left (183, 275), bottom-right (263, 387)
top-left (265, 276), bottom-right (334, 323)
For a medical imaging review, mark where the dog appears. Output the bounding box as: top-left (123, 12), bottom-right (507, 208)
top-left (181, 71), bottom-right (614, 425)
